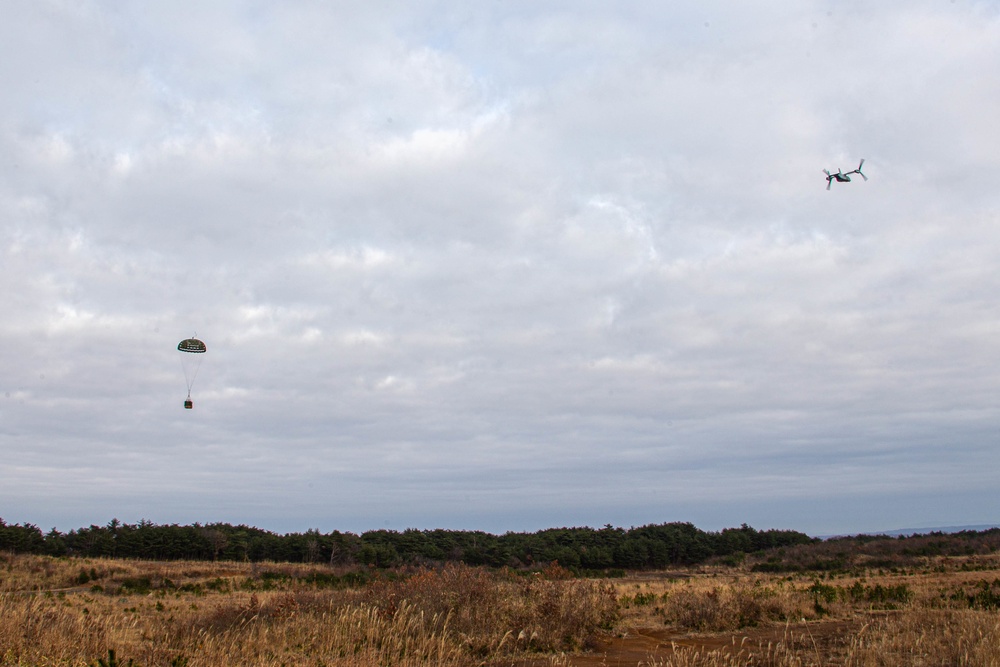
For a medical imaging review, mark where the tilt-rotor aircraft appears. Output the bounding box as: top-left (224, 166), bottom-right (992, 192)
top-left (824, 159), bottom-right (867, 190)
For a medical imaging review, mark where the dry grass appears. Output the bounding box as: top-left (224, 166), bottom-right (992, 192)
top-left (0, 556), bottom-right (615, 666)
top-left (610, 560), bottom-right (1000, 666)
top-left (639, 611), bottom-right (1000, 666)
top-left (1, 591), bottom-right (465, 666)
top-left (362, 563), bottom-right (617, 655)
top-left (616, 574), bottom-right (811, 631)
top-left (843, 609), bottom-right (1000, 666)
top-left (0, 553), bottom-right (257, 595)
top-left (5, 553), bottom-right (1000, 666)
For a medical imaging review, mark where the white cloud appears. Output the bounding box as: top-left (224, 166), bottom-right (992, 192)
top-left (1, 1), bottom-right (999, 536)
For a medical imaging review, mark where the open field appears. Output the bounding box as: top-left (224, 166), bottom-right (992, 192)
top-left (2, 552), bottom-right (1000, 666)
top-left (577, 556), bottom-right (1000, 666)
top-left (0, 556), bottom-right (615, 666)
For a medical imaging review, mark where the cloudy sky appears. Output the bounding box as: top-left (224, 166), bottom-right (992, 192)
top-left (2, 1), bottom-right (999, 537)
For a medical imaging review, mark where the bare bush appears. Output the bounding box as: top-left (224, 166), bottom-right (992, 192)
top-left (362, 563), bottom-right (618, 655)
top-left (664, 583), bottom-right (791, 632)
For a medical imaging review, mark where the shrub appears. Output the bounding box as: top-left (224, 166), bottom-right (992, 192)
top-left (965, 579), bottom-right (1000, 610)
top-left (117, 577), bottom-right (152, 595)
top-left (665, 583), bottom-right (789, 631)
top-left (362, 563), bottom-right (617, 654)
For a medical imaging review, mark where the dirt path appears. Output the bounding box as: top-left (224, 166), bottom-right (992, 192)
top-left (509, 619), bottom-right (860, 666)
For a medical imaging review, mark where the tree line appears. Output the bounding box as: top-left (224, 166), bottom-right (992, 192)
top-left (0, 518), bottom-right (814, 569)
top-left (751, 527), bottom-right (1000, 572)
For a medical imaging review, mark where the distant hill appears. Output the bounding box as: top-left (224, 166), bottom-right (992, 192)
top-left (818, 524), bottom-right (1000, 540)
top-left (875, 524), bottom-right (1000, 537)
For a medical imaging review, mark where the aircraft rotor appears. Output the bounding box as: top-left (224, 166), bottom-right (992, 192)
top-left (855, 159), bottom-right (868, 181)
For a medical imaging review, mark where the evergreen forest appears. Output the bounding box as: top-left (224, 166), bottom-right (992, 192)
top-left (0, 519), bottom-right (811, 570)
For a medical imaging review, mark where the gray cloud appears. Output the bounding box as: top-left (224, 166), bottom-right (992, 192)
top-left (2, 1), bottom-right (999, 537)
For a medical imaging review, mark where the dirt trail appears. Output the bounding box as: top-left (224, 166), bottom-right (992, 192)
top-left (510, 619), bottom-right (859, 666)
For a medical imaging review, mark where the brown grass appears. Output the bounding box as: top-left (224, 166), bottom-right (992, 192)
top-left (637, 611), bottom-right (1000, 666)
top-left (607, 560), bottom-right (1000, 666)
top-left (362, 563), bottom-right (617, 655)
top-left (5, 553), bottom-right (1000, 666)
top-left (0, 556), bottom-right (616, 666)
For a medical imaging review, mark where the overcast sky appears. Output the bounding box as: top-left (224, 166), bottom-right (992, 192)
top-left (2, 1), bottom-right (999, 537)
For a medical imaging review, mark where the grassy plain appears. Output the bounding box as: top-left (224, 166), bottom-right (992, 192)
top-left (605, 553), bottom-right (1000, 666)
top-left (0, 556), bottom-right (614, 666)
top-left (2, 552), bottom-right (1000, 665)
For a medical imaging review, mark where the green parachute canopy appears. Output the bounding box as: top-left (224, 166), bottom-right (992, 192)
top-left (178, 338), bottom-right (207, 354)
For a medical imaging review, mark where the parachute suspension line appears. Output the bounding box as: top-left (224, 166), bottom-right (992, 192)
top-left (184, 355), bottom-right (204, 391)
top-left (178, 354), bottom-right (203, 394)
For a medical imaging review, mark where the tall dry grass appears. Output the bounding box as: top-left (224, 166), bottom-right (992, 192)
top-left (845, 609), bottom-right (1000, 666)
top-left (618, 563), bottom-right (1000, 667)
top-left (641, 611), bottom-right (1000, 666)
top-left (362, 563), bottom-right (618, 655)
top-left (661, 582), bottom-right (794, 631)
top-left (616, 575), bottom-right (814, 632)
top-left (6, 553), bottom-right (1000, 666)
top-left (0, 556), bottom-right (616, 666)
top-left (1, 590), bottom-right (465, 666)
